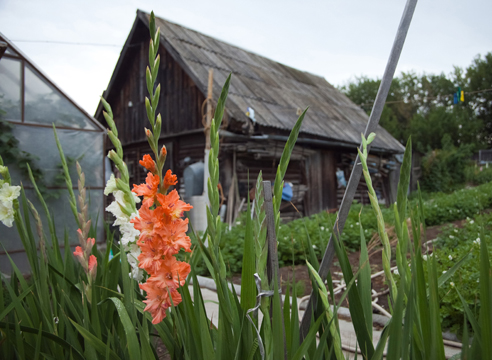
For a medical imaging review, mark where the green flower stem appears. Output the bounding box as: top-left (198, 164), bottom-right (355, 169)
top-left (358, 133), bottom-right (398, 302)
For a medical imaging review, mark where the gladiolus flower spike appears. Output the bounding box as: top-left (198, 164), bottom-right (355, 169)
top-left (129, 154), bottom-right (192, 323)
top-left (104, 15), bottom-right (192, 324)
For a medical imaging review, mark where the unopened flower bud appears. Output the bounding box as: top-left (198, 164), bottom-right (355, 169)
top-left (88, 255), bottom-right (97, 280)
top-left (159, 145), bottom-right (167, 164)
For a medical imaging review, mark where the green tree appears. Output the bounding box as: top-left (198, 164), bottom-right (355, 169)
top-left (340, 61), bottom-right (487, 152)
top-left (466, 52), bottom-right (492, 145)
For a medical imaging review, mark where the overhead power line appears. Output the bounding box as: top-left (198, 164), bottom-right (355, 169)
top-left (11, 40), bottom-right (120, 47)
top-left (358, 88), bottom-right (492, 107)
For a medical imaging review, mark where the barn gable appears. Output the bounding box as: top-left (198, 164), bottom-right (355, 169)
top-left (96, 10), bottom-right (404, 154)
top-left (95, 10), bottom-right (403, 224)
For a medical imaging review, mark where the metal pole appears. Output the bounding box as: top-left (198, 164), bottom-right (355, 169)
top-left (299, 0), bottom-right (418, 340)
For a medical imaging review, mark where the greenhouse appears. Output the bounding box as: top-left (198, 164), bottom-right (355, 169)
top-left (0, 33), bottom-right (106, 274)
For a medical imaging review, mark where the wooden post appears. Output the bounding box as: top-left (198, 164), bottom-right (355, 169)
top-left (263, 181), bottom-right (287, 359)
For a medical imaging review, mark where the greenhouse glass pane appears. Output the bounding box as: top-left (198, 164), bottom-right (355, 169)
top-left (0, 57), bottom-right (22, 121)
top-left (24, 64), bottom-right (97, 129)
top-left (0, 188), bottom-right (105, 275)
top-left (9, 125), bottom-right (104, 188)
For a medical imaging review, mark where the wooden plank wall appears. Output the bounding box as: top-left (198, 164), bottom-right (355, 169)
top-left (106, 22), bottom-right (206, 148)
top-left (304, 150), bottom-right (338, 216)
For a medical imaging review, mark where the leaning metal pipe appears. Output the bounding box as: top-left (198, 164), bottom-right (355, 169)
top-left (299, 0), bottom-right (418, 340)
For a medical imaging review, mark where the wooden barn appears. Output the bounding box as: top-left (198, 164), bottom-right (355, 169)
top-left (95, 10), bottom-right (405, 225)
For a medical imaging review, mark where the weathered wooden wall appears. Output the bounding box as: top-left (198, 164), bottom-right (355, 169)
top-left (102, 20), bottom-right (206, 148)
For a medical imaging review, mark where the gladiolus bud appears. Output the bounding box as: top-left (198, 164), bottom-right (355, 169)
top-left (159, 145), bottom-right (167, 164)
top-left (85, 237), bottom-right (95, 258)
top-left (73, 246), bottom-right (87, 270)
top-left (88, 255), bottom-right (97, 281)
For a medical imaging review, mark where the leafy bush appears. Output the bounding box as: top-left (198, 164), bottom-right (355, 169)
top-left (420, 135), bottom-right (473, 193)
top-left (420, 181), bottom-right (492, 226)
top-left (421, 213), bottom-right (492, 335)
top-left (465, 164), bottom-right (492, 185)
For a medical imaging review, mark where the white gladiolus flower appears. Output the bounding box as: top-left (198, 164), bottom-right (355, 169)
top-left (120, 221), bottom-right (140, 246)
top-left (127, 244), bottom-right (144, 282)
top-left (0, 200), bottom-right (15, 227)
top-left (104, 173), bottom-right (118, 195)
top-left (127, 243), bottom-right (141, 265)
top-left (0, 183), bottom-right (21, 202)
top-left (130, 267), bottom-right (144, 282)
top-left (106, 200), bottom-right (127, 225)
top-left (0, 183), bottom-right (20, 227)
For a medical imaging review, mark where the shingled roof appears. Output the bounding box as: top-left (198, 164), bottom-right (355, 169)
top-left (126, 11), bottom-right (404, 153)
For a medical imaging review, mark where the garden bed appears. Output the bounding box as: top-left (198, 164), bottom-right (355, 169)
top-left (232, 215), bottom-right (473, 316)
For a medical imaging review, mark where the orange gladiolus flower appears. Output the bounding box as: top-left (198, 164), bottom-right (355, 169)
top-left (157, 190), bottom-right (193, 221)
top-left (139, 281), bottom-right (182, 324)
top-left (146, 255), bottom-right (190, 290)
top-left (163, 169), bottom-right (178, 189)
top-left (131, 202), bottom-right (165, 240)
top-left (139, 154), bottom-right (156, 174)
top-left (137, 237), bottom-right (166, 274)
top-left (132, 173), bottom-right (160, 205)
top-left (160, 218), bottom-right (192, 255)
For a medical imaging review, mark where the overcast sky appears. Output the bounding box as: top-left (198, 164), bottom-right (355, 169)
top-left (1, 0), bottom-right (491, 116)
